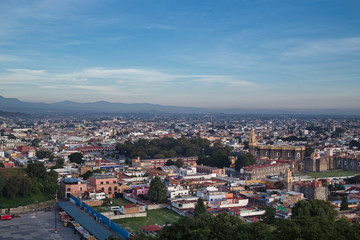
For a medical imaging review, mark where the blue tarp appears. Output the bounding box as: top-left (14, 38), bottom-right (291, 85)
top-left (57, 201), bottom-right (112, 240)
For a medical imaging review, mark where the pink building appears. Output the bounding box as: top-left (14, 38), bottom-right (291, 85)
top-left (60, 178), bottom-right (88, 199)
top-left (124, 186), bottom-right (149, 198)
top-left (88, 173), bottom-right (118, 198)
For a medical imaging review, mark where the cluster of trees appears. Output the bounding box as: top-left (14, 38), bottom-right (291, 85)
top-left (305, 145), bottom-right (315, 158)
top-left (69, 152), bottom-right (83, 164)
top-left (36, 150), bottom-right (54, 161)
top-left (235, 154), bottom-right (256, 171)
top-left (136, 199), bottom-right (360, 240)
top-left (346, 174), bottom-right (360, 184)
top-left (80, 169), bottom-right (102, 180)
top-left (116, 137), bottom-right (234, 168)
top-left (0, 161), bottom-right (60, 200)
top-left (349, 140), bottom-right (360, 149)
top-left (165, 159), bottom-right (184, 168)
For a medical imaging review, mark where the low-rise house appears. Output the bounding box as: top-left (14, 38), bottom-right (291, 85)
top-left (60, 177), bottom-right (88, 198)
top-left (120, 203), bottom-right (146, 214)
top-left (197, 165), bottom-right (226, 176)
top-left (124, 185), bottom-right (149, 198)
top-left (88, 173), bottom-right (118, 198)
top-left (167, 186), bottom-right (189, 198)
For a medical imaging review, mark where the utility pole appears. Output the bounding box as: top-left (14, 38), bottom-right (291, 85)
top-left (54, 189), bottom-right (58, 233)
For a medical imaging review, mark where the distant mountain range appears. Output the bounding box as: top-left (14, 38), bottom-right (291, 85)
top-left (0, 95), bottom-right (359, 115)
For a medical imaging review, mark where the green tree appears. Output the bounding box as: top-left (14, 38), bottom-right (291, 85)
top-left (175, 158), bottom-right (184, 168)
top-left (292, 199), bottom-right (337, 222)
top-left (165, 159), bottom-right (174, 166)
top-left (36, 150), bottom-right (53, 159)
top-left (147, 176), bottom-right (167, 203)
top-left (69, 152), bottom-right (83, 164)
top-left (305, 145), bottom-right (314, 158)
top-left (26, 161), bottom-right (47, 180)
top-left (56, 158), bottom-right (64, 166)
top-left (340, 195), bottom-right (349, 211)
top-left (31, 138), bottom-right (41, 146)
top-left (0, 175), bottom-right (6, 197)
top-left (194, 197), bottom-right (207, 218)
top-left (346, 175), bottom-right (360, 184)
top-left (235, 154), bottom-right (256, 171)
top-left (262, 206), bottom-right (276, 224)
top-left (81, 170), bottom-right (93, 179)
top-left (349, 140), bottom-right (360, 149)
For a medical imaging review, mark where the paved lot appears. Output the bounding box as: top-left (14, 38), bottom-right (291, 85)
top-left (0, 208), bottom-right (81, 240)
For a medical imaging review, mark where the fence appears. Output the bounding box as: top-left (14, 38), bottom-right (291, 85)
top-left (70, 194), bottom-right (130, 239)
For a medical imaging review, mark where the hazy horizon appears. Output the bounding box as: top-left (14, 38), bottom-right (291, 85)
top-left (0, 1), bottom-right (359, 109)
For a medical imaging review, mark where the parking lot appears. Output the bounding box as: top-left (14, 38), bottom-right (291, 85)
top-left (0, 208), bottom-right (81, 240)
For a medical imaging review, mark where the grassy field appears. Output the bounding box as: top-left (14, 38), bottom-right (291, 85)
top-left (114, 208), bottom-right (182, 234)
top-left (111, 198), bottom-right (133, 206)
top-left (301, 170), bottom-right (359, 178)
top-left (0, 167), bottom-right (26, 178)
top-left (0, 193), bottom-right (49, 209)
top-left (92, 198), bottom-right (133, 212)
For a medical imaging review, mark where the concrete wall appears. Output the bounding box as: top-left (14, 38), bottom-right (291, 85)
top-left (102, 211), bottom-right (147, 219)
top-left (123, 195), bottom-right (168, 210)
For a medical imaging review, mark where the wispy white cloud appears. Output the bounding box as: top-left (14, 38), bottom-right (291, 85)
top-left (0, 55), bottom-right (27, 62)
top-left (185, 75), bottom-right (257, 87)
top-left (146, 24), bottom-right (174, 30)
top-left (7, 68), bottom-right (46, 74)
top-left (268, 37), bottom-right (360, 57)
top-left (0, 67), bottom-right (258, 91)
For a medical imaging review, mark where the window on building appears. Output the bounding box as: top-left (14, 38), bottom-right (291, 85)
top-left (67, 187), bottom-right (71, 191)
top-left (114, 187), bottom-right (117, 191)
top-left (101, 187), bottom-right (104, 191)
top-left (79, 187), bottom-right (83, 191)
top-left (297, 153), bottom-right (300, 158)
top-left (113, 181), bottom-right (116, 183)
top-left (288, 153), bottom-right (291, 157)
top-left (108, 187), bottom-right (112, 191)
top-left (277, 152), bottom-right (280, 157)
top-left (266, 151), bottom-right (269, 156)
top-left (100, 182), bottom-right (103, 184)
top-left (106, 181), bottom-right (109, 184)
top-left (344, 160), bottom-right (347, 166)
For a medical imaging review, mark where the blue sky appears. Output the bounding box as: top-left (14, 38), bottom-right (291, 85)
top-left (0, 0), bottom-right (359, 110)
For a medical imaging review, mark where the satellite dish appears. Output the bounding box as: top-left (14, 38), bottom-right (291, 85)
top-left (240, 168), bottom-right (244, 174)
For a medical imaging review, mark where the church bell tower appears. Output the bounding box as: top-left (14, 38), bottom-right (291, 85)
top-left (249, 128), bottom-right (257, 156)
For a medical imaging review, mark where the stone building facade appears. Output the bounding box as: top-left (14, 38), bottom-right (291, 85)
top-left (305, 153), bottom-right (360, 172)
top-left (249, 129), bottom-right (306, 161)
top-left (292, 181), bottom-right (328, 201)
top-left (248, 129), bottom-right (305, 170)
top-left (241, 161), bottom-right (293, 180)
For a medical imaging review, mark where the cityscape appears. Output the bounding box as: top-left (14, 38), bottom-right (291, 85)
top-left (1, 1), bottom-right (360, 240)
